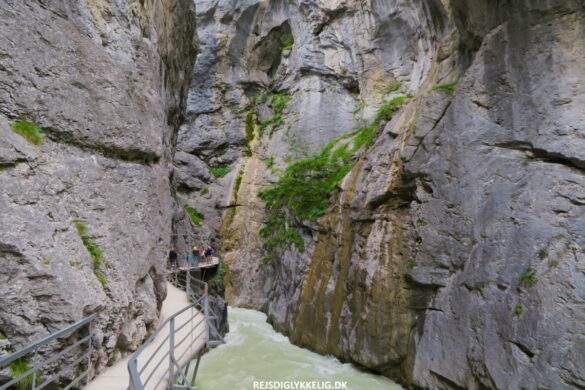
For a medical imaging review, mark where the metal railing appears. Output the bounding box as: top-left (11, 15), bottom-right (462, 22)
top-left (0, 314), bottom-right (96, 390)
top-left (128, 270), bottom-right (224, 390)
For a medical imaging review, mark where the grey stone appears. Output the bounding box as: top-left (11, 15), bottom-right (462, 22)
top-left (214, 1), bottom-right (585, 389)
top-left (0, 0), bottom-right (197, 379)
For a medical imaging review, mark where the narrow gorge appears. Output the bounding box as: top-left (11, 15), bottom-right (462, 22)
top-left (1, 1), bottom-right (584, 390)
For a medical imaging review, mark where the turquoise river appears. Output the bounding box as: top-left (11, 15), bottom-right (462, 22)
top-left (195, 307), bottom-right (403, 390)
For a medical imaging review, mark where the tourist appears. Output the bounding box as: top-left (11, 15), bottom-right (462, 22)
top-left (192, 245), bottom-right (200, 267)
top-left (199, 247), bottom-right (206, 264)
top-left (169, 247), bottom-right (178, 269)
top-left (190, 246), bottom-right (199, 267)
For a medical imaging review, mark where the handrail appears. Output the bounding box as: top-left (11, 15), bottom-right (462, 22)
top-left (127, 298), bottom-right (205, 390)
top-left (0, 314), bottom-right (96, 390)
top-left (128, 268), bottom-right (225, 390)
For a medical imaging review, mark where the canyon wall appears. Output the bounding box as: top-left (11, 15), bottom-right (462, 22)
top-left (0, 0), bottom-right (197, 375)
top-left (184, 0), bottom-right (585, 389)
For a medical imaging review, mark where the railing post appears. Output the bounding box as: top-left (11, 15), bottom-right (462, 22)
top-left (168, 317), bottom-right (175, 390)
top-left (191, 353), bottom-right (202, 387)
top-left (185, 269), bottom-right (190, 297)
top-left (32, 350), bottom-right (37, 390)
top-left (87, 321), bottom-right (93, 386)
top-left (204, 284), bottom-right (209, 344)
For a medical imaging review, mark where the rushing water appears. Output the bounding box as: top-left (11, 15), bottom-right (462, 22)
top-left (195, 307), bottom-right (403, 390)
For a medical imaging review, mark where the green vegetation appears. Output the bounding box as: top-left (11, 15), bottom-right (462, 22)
top-left (432, 80), bottom-right (458, 93)
top-left (107, 348), bottom-right (121, 366)
top-left (208, 259), bottom-right (228, 288)
top-left (94, 271), bottom-right (107, 287)
top-left (258, 95), bottom-right (410, 265)
top-left (514, 304), bottom-right (523, 316)
top-left (9, 358), bottom-right (40, 390)
top-left (75, 221), bottom-right (103, 262)
top-left (11, 119), bottom-right (45, 145)
top-left (185, 206), bottom-right (204, 227)
top-left (280, 33), bottom-right (294, 51)
top-left (374, 81), bottom-right (403, 95)
top-left (519, 267), bottom-right (537, 288)
top-left (249, 94), bottom-right (269, 105)
top-left (352, 100), bottom-right (366, 116)
top-left (523, 156), bottom-right (537, 165)
top-left (375, 96), bottom-right (410, 123)
top-left (200, 187), bottom-right (209, 195)
top-left (74, 221), bottom-right (107, 288)
top-left (405, 259), bottom-right (416, 270)
top-left (0, 331), bottom-right (6, 340)
top-left (245, 110), bottom-right (256, 156)
top-left (258, 93), bottom-right (292, 136)
top-left (416, 218), bottom-right (428, 226)
top-left (284, 130), bottom-right (311, 160)
top-left (265, 157), bottom-right (275, 169)
top-left (386, 81), bottom-right (403, 92)
top-left (41, 258), bottom-right (51, 265)
top-left (233, 168), bottom-right (245, 203)
top-left (554, 233), bottom-right (570, 240)
top-left (271, 94), bottom-right (292, 116)
top-left (209, 166), bottom-right (231, 178)
top-left (69, 260), bottom-right (81, 267)
top-left (548, 260), bottom-right (559, 268)
top-left (537, 248), bottom-right (548, 260)
top-left (0, 162), bottom-right (21, 172)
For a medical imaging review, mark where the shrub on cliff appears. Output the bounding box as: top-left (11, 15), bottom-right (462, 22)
top-left (74, 221), bottom-right (107, 288)
top-left (11, 119), bottom-right (44, 145)
top-left (280, 33), bottom-right (294, 51)
top-left (9, 357), bottom-right (40, 390)
top-left (185, 206), bottom-right (204, 227)
top-left (209, 166), bottom-right (231, 178)
top-left (258, 93), bottom-right (292, 136)
top-left (258, 96), bottom-right (410, 265)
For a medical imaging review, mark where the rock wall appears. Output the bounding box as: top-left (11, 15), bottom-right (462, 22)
top-left (185, 0), bottom-right (585, 389)
top-left (0, 0), bottom-right (196, 375)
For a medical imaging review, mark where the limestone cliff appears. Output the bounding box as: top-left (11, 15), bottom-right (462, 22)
top-left (183, 0), bottom-right (585, 389)
top-left (0, 0), bottom-right (196, 375)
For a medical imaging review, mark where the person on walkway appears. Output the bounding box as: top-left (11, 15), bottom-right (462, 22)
top-left (169, 247), bottom-right (178, 269)
top-left (192, 245), bottom-right (200, 267)
top-left (199, 247), bottom-right (206, 265)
